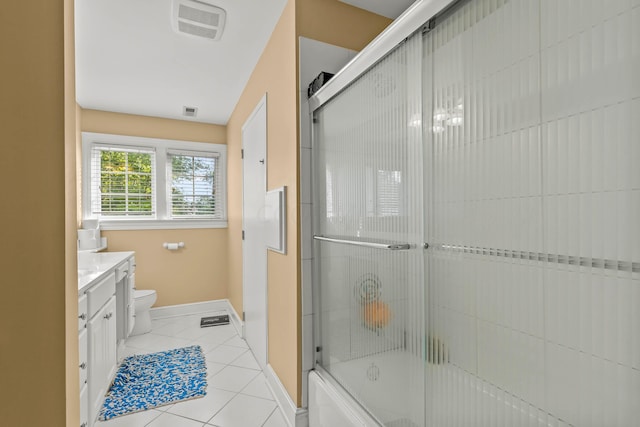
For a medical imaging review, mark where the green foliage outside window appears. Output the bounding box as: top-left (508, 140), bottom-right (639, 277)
top-left (100, 151), bottom-right (153, 215)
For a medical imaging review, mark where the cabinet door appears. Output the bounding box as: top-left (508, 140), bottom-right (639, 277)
top-left (88, 303), bottom-right (106, 423)
top-left (88, 295), bottom-right (117, 424)
top-left (104, 296), bottom-right (117, 381)
top-left (127, 304), bottom-right (135, 336)
top-left (79, 383), bottom-right (89, 427)
top-left (78, 294), bottom-right (88, 332)
top-left (79, 328), bottom-right (88, 389)
top-left (127, 273), bottom-right (136, 336)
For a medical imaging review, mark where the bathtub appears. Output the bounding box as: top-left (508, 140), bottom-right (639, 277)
top-left (309, 349), bottom-right (424, 427)
top-left (309, 350), bottom-right (566, 427)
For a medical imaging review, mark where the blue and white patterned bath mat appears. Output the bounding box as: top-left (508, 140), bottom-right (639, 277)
top-left (99, 345), bottom-right (207, 421)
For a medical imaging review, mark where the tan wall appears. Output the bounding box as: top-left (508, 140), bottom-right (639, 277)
top-left (0, 1), bottom-right (68, 425)
top-left (225, 0), bottom-right (390, 406)
top-left (65, 0), bottom-right (80, 425)
top-left (104, 229), bottom-right (228, 306)
top-left (81, 110), bottom-right (228, 307)
top-left (296, 0), bottom-right (392, 51)
top-left (226, 0), bottom-right (300, 403)
top-left (81, 109), bottom-right (226, 143)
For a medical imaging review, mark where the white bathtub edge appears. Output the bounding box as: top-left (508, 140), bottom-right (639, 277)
top-left (309, 369), bottom-right (377, 427)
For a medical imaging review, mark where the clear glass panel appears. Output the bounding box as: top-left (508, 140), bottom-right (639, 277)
top-left (170, 154), bottom-right (218, 217)
top-left (97, 149), bottom-right (154, 216)
top-left (314, 32), bottom-right (426, 427)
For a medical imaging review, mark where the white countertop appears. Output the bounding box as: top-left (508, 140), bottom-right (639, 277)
top-left (78, 251), bottom-right (135, 294)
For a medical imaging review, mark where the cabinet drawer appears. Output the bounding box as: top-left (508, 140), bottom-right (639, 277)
top-left (87, 272), bottom-right (116, 318)
top-left (78, 294), bottom-right (88, 331)
top-left (115, 261), bottom-right (128, 282)
top-left (79, 328), bottom-right (88, 389)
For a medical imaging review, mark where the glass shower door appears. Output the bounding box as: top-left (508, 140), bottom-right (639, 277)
top-left (313, 32), bottom-right (426, 427)
top-left (423, 0), bottom-right (639, 425)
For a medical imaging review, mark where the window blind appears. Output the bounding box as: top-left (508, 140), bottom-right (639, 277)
top-left (376, 169), bottom-right (403, 217)
top-left (90, 145), bottom-right (156, 217)
top-left (168, 150), bottom-right (222, 218)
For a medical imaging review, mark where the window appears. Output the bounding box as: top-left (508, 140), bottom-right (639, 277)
top-left (83, 133), bottom-right (227, 230)
top-left (168, 151), bottom-right (221, 218)
top-left (91, 146), bottom-right (156, 217)
top-left (376, 169), bottom-right (402, 217)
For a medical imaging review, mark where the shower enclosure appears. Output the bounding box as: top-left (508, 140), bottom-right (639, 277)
top-left (310, 0), bottom-right (639, 426)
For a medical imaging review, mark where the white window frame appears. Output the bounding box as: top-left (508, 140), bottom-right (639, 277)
top-left (82, 132), bottom-right (227, 230)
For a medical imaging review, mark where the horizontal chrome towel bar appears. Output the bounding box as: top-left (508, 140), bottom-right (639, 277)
top-left (314, 235), bottom-right (411, 250)
top-left (434, 243), bottom-right (640, 273)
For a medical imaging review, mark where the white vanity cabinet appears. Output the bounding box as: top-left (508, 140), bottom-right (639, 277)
top-left (86, 272), bottom-right (117, 425)
top-left (78, 251), bottom-right (135, 427)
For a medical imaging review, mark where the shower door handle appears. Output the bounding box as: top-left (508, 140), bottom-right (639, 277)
top-left (313, 235), bottom-right (411, 250)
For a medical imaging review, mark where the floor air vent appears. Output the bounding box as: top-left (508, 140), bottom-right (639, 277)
top-left (200, 314), bottom-right (229, 327)
top-left (173, 0), bottom-right (226, 41)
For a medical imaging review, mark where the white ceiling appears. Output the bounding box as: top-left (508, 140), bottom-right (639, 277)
top-left (339, 0), bottom-right (416, 19)
top-left (75, 0), bottom-right (288, 124)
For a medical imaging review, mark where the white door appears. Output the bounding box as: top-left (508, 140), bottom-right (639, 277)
top-left (242, 95), bottom-right (268, 369)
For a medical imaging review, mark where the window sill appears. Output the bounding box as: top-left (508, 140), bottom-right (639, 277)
top-left (96, 219), bottom-right (228, 231)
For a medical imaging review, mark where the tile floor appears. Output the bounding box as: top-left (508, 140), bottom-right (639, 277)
top-left (95, 313), bottom-right (288, 427)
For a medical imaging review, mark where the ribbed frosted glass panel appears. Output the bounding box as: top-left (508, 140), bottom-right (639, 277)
top-left (314, 32), bottom-right (425, 427)
top-left (312, 1), bottom-right (638, 426)
top-left (539, 0), bottom-right (640, 425)
top-left (425, 1), bottom-right (639, 426)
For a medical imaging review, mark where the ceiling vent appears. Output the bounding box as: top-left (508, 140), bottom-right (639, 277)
top-left (173, 0), bottom-right (226, 41)
top-left (183, 106), bottom-right (198, 117)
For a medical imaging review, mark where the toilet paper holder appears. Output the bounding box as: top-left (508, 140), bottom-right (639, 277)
top-left (163, 242), bottom-right (185, 250)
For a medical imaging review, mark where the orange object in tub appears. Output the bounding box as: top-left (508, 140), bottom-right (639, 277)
top-left (363, 301), bottom-right (392, 329)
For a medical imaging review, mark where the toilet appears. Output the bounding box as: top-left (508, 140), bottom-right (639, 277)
top-left (131, 289), bottom-right (157, 336)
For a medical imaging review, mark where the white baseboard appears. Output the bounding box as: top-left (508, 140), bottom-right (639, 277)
top-left (226, 301), bottom-right (244, 337)
top-left (265, 364), bottom-right (309, 427)
top-left (149, 299), bottom-right (245, 335)
top-left (150, 299), bottom-right (229, 320)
